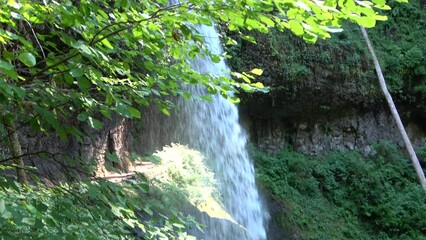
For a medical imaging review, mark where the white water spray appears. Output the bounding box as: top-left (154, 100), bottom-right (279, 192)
top-left (175, 24), bottom-right (268, 239)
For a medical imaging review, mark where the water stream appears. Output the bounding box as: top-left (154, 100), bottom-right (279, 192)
top-left (175, 24), bottom-right (268, 239)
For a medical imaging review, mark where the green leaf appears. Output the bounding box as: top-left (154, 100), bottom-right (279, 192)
top-left (356, 16), bottom-right (376, 28)
top-left (211, 55), bottom-right (220, 63)
top-left (0, 198), bottom-right (11, 219)
top-left (143, 206), bottom-right (153, 216)
top-left (77, 112), bottom-right (88, 121)
top-left (0, 60), bottom-right (14, 70)
top-left (251, 82), bottom-right (265, 88)
top-left (200, 95), bottom-right (213, 101)
top-left (374, 15), bottom-right (388, 21)
top-left (87, 117), bottom-right (103, 129)
top-left (24, 203), bottom-right (43, 218)
top-left (374, 4), bottom-right (391, 10)
top-left (72, 41), bottom-right (92, 56)
top-left (36, 106), bottom-right (57, 128)
top-left (127, 106), bottom-right (141, 118)
top-left (172, 223), bottom-right (185, 229)
top-left (2, 50), bottom-right (15, 61)
top-left (241, 74), bottom-right (252, 83)
top-left (77, 78), bottom-right (91, 90)
top-left (101, 38), bottom-right (114, 49)
top-left (229, 96), bottom-right (240, 104)
top-left (18, 52), bottom-right (36, 67)
top-left (289, 20), bottom-right (304, 36)
top-left (116, 103), bottom-right (130, 118)
top-left (160, 107), bottom-right (170, 116)
top-left (3, 68), bottom-right (19, 80)
top-left (250, 68), bottom-right (263, 76)
top-left (61, 13), bottom-right (75, 27)
top-left (0, 199), bottom-right (5, 214)
top-left (240, 83), bottom-right (254, 92)
top-left (260, 15), bottom-right (275, 27)
top-left (7, 0), bottom-right (21, 9)
top-left (241, 35), bottom-right (256, 43)
top-left (71, 68), bottom-right (84, 78)
top-left (21, 217), bottom-right (35, 225)
top-left (372, 0), bottom-right (386, 5)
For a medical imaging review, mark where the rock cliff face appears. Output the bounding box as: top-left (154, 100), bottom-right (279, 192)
top-left (240, 106), bottom-right (426, 155)
top-left (0, 105), bottom-right (179, 181)
top-left (235, 51), bottom-right (426, 155)
top-left (0, 116), bottom-right (135, 181)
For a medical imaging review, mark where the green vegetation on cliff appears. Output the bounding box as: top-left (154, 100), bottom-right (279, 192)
top-left (253, 142), bottom-right (426, 239)
top-left (229, 0), bottom-right (426, 117)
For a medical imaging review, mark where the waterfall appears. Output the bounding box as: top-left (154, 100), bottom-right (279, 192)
top-left (175, 24), bottom-right (268, 239)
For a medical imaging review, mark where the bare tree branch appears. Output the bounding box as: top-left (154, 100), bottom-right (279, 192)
top-left (361, 26), bottom-right (426, 190)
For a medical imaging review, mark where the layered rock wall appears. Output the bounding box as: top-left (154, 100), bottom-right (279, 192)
top-left (241, 108), bottom-right (426, 155)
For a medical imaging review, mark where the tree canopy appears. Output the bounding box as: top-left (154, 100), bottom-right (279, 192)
top-left (0, 0), bottom-right (398, 139)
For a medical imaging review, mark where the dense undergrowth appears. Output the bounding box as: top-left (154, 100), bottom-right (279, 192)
top-left (0, 145), bottom-right (220, 240)
top-left (252, 142), bottom-right (426, 239)
top-left (0, 176), bottom-right (200, 240)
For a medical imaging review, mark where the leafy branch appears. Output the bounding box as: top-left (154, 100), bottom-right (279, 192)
top-left (28, 2), bottom-right (191, 83)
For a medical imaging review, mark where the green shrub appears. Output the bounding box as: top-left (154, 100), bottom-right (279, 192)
top-left (0, 176), bottom-right (193, 239)
top-left (0, 146), bottom-right (207, 240)
top-left (252, 142), bottom-right (426, 239)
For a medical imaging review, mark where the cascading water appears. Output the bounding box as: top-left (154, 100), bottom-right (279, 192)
top-left (175, 23), bottom-right (268, 239)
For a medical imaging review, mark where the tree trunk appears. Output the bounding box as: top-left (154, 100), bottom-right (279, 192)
top-left (4, 117), bottom-right (28, 185)
top-left (360, 27), bottom-right (426, 190)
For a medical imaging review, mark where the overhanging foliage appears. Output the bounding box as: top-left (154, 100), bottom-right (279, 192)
top-left (0, 0), bottom-right (397, 139)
